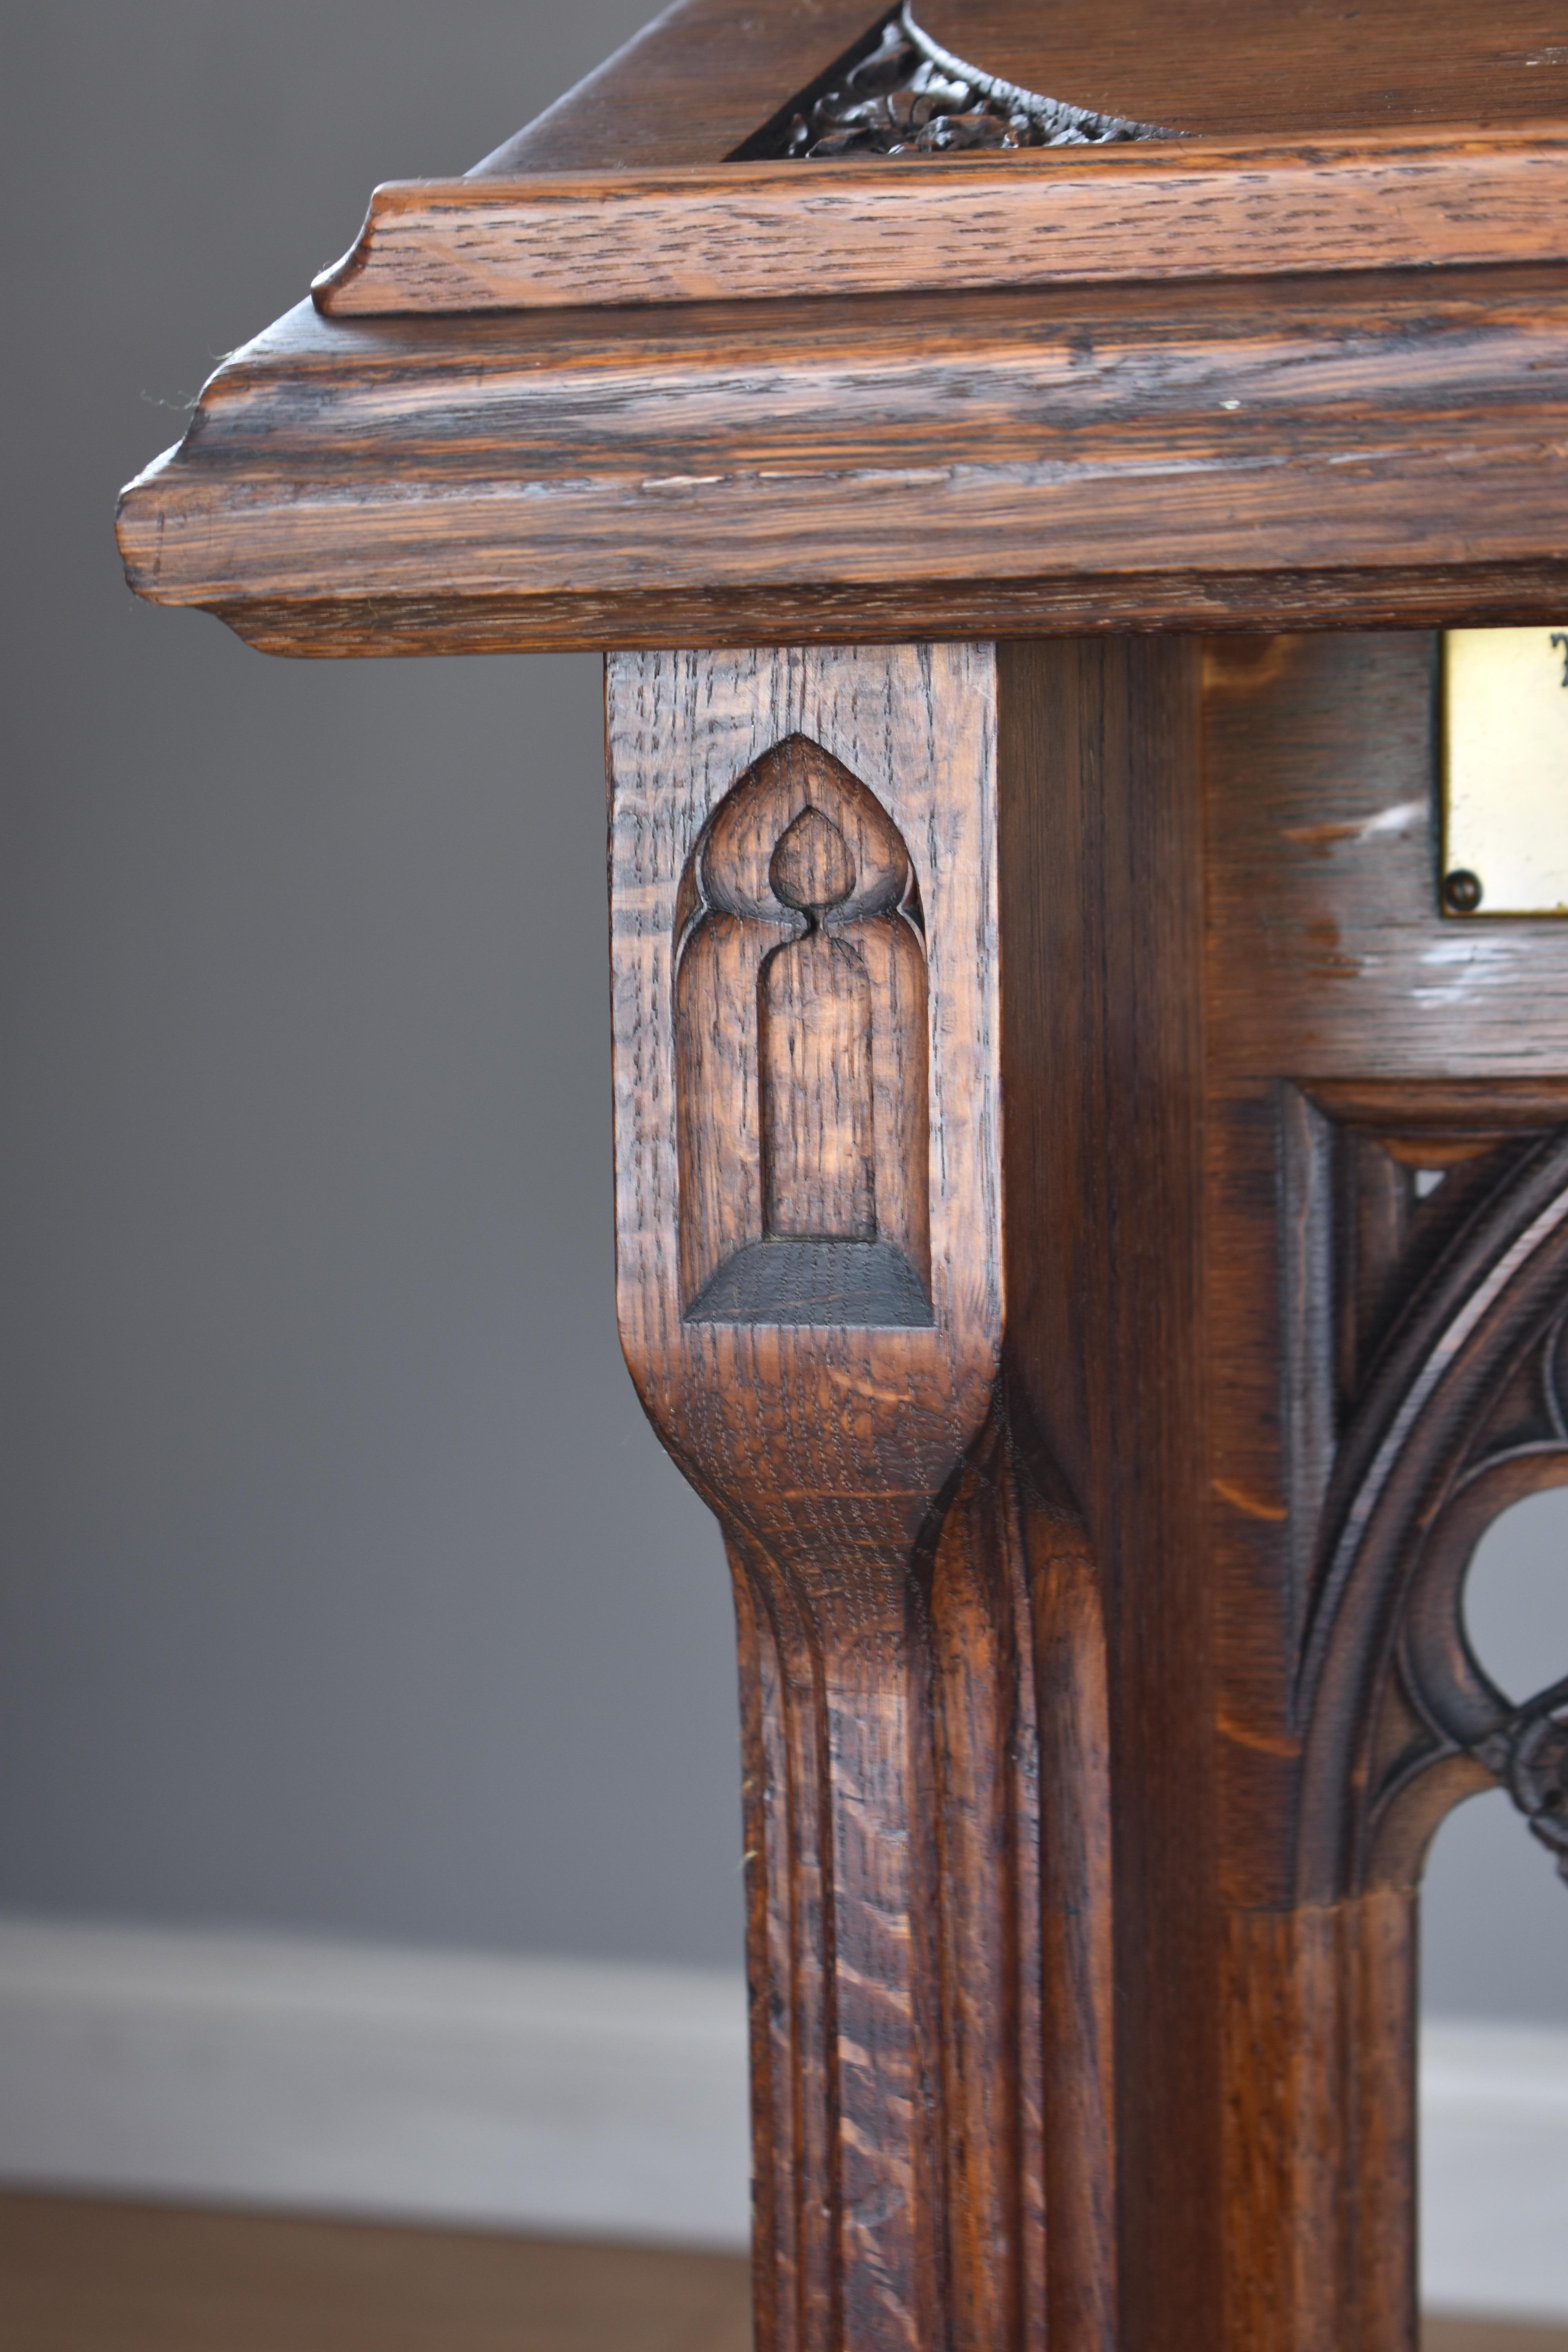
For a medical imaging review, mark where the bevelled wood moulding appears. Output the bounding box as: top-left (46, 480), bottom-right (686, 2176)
top-left (314, 132), bottom-right (1568, 318)
top-left (117, 0), bottom-right (1568, 657)
top-left (113, 0), bottom-right (1568, 654)
top-left (117, 269), bottom-right (1568, 657)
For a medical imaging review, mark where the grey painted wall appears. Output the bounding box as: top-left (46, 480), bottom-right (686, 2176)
top-left (2, 0), bottom-right (1564, 2020)
top-left (2, 0), bottom-right (742, 1972)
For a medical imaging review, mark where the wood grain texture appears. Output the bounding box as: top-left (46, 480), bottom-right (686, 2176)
top-left (1206, 635), bottom-right (1568, 1083)
top-left (1201, 634), bottom-right (1568, 1898)
top-left (1201, 634), bottom-right (1568, 2346)
top-left (673, 738), bottom-right (929, 1318)
top-left (117, 0), bottom-right (1568, 659)
top-left (112, 0), bottom-right (1568, 2314)
top-left (118, 269), bottom-right (1568, 656)
top-left (606, 630), bottom-right (1568, 2352)
top-left (913, 0), bottom-right (1568, 142)
top-left (316, 134), bottom-right (1568, 318)
top-left (611, 645), bottom-right (1004, 2352)
top-left (997, 638), bottom-right (1217, 2352)
top-left (610, 645), bottom-right (999, 1428)
top-left (472, 0), bottom-right (1568, 176)
top-left (471, 0), bottom-right (878, 176)
top-left (609, 646), bottom-right (1120, 2352)
top-left (1220, 1892), bottom-right (1417, 2352)
top-left (202, 566), bottom-right (1568, 660)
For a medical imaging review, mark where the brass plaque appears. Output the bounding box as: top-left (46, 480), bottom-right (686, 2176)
top-left (1442, 628), bottom-right (1568, 916)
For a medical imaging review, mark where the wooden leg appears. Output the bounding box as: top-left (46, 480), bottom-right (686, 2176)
top-left (727, 1408), bottom-right (1114, 2352)
top-left (607, 635), bottom-right (1568, 2352)
top-left (606, 643), bottom-right (1187, 2351)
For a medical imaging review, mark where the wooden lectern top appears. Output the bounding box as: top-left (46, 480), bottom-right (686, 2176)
top-left (481, 0), bottom-right (1568, 171)
top-left (117, 0), bottom-right (1568, 654)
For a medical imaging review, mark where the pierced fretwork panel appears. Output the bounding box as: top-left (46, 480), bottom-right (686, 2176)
top-left (1292, 1087), bottom-right (1568, 1898)
top-left (733, 1), bottom-right (1173, 162)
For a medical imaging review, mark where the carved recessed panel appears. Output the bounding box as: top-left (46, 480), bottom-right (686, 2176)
top-left (733, 2), bottom-right (1173, 162)
top-left (675, 735), bottom-right (932, 1327)
top-left (1292, 1086), bottom-right (1568, 1896)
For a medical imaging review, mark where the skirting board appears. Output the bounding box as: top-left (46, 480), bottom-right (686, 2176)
top-left (0, 1919), bottom-right (750, 2249)
top-left (0, 1918), bottom-right (1565, 2316)
top-left (1423, 2020), bottom-right (1568, 2321)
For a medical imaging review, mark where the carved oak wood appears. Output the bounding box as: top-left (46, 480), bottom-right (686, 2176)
top-left (1204, 635), bottom-right (1568, 2348)
top-left (116, 5), bottom-right (1568, 2346)
top-left (608, 646), bottom-right (1116, 2352)
top-left (117, 271), bottom-right (1568, 656)
top-left (311, 134), bottom-right (1568, 317)
top-left (472, 0), bottom-right (1568, 174)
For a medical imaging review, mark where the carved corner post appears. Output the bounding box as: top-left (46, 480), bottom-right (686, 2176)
top-left (608, 640), bottom-right (1210, 2352)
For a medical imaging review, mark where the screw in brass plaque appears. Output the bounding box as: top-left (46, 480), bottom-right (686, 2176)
top-left (1441, 628), bottom-right (1568, 916)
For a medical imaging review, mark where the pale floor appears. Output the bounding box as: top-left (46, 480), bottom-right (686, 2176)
top-left (0, 2194), bottom-right (1560, 2352)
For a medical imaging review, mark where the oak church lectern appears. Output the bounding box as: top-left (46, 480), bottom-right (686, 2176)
top-left (118, 4), bottom-right (1568, 2345)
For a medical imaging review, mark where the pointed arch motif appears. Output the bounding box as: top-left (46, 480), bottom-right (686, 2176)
top-left (674, 734), bottom-right (932, 1326)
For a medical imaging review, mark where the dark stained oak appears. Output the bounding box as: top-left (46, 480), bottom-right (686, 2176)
top-left (1201, 634), bottom-right (1568, 2343)
top-left (116, 0), bottom-right (1568, 661)
top-left (913, 0), bottom-right (1568, 142)
top-left (117, 270), bottom-right (1568, 656)
top-left (608, 647), bottom-right (1125, 2352)
top-left (471, 0), bottom-right (878, 176)
top-left (1205, 634), bottom-right (1568, 1082)
top-left (995, 638), bottom-right (1218, 2352)
top-left (599, 632), bottom-right (1568, 2350)
top-left (192, 567), bottom-right (1568, 662)
top-left (474, 0), bottom-right (1568, 174)
top-left (115, 2), bottom-right (1568, 2345)
top-left (316, 134), bottom-right (1568, 318)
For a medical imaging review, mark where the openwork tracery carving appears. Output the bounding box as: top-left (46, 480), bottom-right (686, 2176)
top-left (736, 1), bottom-right (1173, 160)
top-left (674, 734), bottom-right (931, 1326)
top-left (1294, 1103), bottom-right (1568, 1896)
top-left (1475, 1656), bottom-right (1568, 1879)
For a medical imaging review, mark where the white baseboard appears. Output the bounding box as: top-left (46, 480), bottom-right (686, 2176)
top-left (0, 1918), bottom-right (750, 2248)
top-left (1421, 2018), bottom-right (1568, 2321)
top-left (0, 1920), bottom-right (1563, 2316)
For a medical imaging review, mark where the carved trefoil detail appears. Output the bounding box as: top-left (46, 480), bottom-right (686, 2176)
top-left (675, 735), bottom-right (932, 1326)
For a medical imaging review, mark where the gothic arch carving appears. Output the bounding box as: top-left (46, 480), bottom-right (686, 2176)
top-left (1297, 1116), bottom-right (1568, 1903)
top-left (673, 733), bottom-right (932, 1327)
